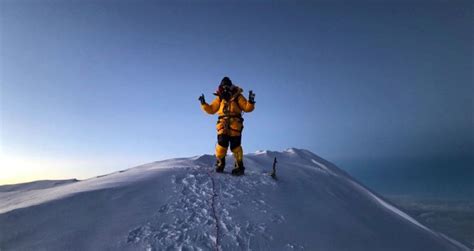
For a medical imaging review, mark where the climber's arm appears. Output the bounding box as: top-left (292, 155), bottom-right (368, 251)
top-left (237, 94), bottom-right (255, 113)
top-left (201, 96), bottom-right (221, 114)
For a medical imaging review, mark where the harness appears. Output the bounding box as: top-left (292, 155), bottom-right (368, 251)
top-left (218, 95), bottom-right (244, 133)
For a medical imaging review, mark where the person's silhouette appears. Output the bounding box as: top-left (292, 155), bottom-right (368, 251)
top-left (199, 76), bottom-right (255, 175)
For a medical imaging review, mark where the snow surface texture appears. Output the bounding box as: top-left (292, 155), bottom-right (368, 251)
top-left (0, 148), bottom-right (470, 251)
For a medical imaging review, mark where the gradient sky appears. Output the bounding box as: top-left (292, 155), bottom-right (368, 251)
top-left (1, 0), bottom-right (473, 185)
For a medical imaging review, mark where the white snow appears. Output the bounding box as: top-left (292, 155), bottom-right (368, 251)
top-left (0, 148), bottom-right (470, 251)
top-left (311, 159), bottom-right (332, 174)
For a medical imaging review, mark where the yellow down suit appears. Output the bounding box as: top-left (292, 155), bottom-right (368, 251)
top-left (201, 87), bottom-right (255, 164)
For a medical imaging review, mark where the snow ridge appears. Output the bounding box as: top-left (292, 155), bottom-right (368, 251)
top-left (0, 148), bottom-right (470, 251)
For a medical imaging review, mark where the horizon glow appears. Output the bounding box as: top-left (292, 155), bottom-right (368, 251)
top-left (1, 1), bottom-right (472, 185)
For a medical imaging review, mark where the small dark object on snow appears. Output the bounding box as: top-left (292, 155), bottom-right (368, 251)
top-left (271, 157), bottom-right (277, 179)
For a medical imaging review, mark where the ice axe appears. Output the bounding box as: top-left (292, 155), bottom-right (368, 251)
top-left (270, 157), bottom-right (277, 179)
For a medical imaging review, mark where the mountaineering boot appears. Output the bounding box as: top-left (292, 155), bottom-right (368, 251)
top-left (215, 143), bottom-right (228, 173)
top-left (231, 161), bottom-right (245, 176)
top-left (231, 146), bottom-right (245, 175)
top-left (215, 157), bottom-right (225, 173)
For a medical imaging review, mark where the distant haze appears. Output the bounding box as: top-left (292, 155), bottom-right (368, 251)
top-left (1, 0), bottom-right (472, 184)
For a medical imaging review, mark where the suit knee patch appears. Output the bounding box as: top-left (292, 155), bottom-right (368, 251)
top-left (229, 136), bottom-right (242, 150)
top-left (217, 134), bottom-right (230, 148)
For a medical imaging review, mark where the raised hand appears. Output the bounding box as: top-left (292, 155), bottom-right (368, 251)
top-left (198, 94), bottom-right (206, 105)
top-left (248, 90), bottom-right (256, 104)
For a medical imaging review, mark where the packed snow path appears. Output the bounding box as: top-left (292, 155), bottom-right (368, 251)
top-left (0, 148), bottom-right (470, 250)
top-left (126, 163), bottom-right (285, 250)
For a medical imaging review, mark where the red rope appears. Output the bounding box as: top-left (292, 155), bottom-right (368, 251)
top-left (208, 171), bottom-right (221, 251)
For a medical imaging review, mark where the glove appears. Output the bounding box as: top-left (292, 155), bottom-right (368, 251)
top-left (248, 90), bottom-right (255, 104)
top-left (198, 94), bottom-right (206, 105)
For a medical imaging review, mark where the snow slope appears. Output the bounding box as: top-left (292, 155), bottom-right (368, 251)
top-left (0, 148), bottom-right (470, 251)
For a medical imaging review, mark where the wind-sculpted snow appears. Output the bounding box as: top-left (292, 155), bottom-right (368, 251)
top-left (0, 179), bottom-right (78, 193)
top-left (0, 148), bottom-right (470, 250)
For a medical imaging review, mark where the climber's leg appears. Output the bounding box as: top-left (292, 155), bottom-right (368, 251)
top-left (215, 134), bottom-right (230, 172)
top-left (230, 136), bottom-right (245, 175)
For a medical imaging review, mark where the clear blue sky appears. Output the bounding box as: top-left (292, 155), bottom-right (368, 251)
top-left (1, 0), bottom-right (472, 184)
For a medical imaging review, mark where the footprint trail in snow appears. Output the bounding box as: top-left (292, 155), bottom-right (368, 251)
top-left (127, 165), bottom-right (289, 250)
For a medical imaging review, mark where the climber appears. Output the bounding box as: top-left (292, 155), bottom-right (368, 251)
top-left (199, 76), bottom-right (255, 175)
